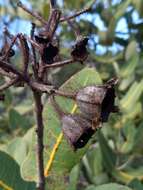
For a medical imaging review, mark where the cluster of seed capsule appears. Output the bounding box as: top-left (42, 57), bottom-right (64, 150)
top-left (51, 78), bottom-right (118, 151)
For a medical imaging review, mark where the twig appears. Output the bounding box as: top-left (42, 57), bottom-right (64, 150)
top-left (26, 35), bottom-right (42, 51)
top-left (60, 7), bottom-right (91, 22)
top-left (0, 60), bottom-right (25, 79)
top-left (33, 91), bottom-right (45, 190)
top-left (50, 0), bottom-right (56, 9)
top-left (60, 0), bottom-right (96, 22)
top-left (30, 81), bottom-right (75, 99)
top-left (0, 68), bottom-right (16, 78)
top-left (0, 78), bottom-right (18, 92)
top-left (1, 34), bottom-right (18, 61)
top-left (3, 27), bottom-right (20, 48)
top-left (43, 59), bottom-right (74, 69)
top-left (40, 9), bottom-right (61, 40)
top-left (18, 34), bottom-right (29, 75)
top-left (30, 23), bottom-right (39, 79)
top-left (17, 1), bottom-right (47, 25)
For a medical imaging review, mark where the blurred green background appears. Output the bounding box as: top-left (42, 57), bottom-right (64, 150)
top-left (0, 0), bottom-right (143, 190)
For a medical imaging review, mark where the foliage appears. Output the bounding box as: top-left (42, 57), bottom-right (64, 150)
top-left (0, 0), bottom-right (143, 190)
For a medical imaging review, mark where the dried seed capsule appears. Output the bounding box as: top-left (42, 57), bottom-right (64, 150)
top-left (76, 78), bottom-right (118, 122)
top-left (71, 36), bottom-right (89, 62)
top-left (50, 95), bottom-right (96, 150)
top-left (76, 85), bottom-right (106, 120)
top-left (41, 43), bottom-right (59, 64)
top-left (61, 114), bottom-right (94, 150)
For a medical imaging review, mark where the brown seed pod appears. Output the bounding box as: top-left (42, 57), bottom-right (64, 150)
top-left (41, 43), bottom-right (59, 64)
top-left (76, 78), bottom-right (118, 123)
top-left (50, 95), bottom-right (96, 151)
top-left (71, 36), bottom-right (89, 62)
top-left (61, 114), bottom-right (94, 150)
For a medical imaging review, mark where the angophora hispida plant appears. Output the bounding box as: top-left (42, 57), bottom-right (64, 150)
top-left (0, 0), bottom-right (118, 189)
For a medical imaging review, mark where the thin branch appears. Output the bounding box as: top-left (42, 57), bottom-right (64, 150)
top-left (18, 34), bottom-right (29, 75)
top-left (30, 23), bottom-right (39, 79)
top-left (25, 35), bottom-right (42, 51)
top-left (1, 34), bottom-right (18, 61)
top-left (50, 0), bottom-right (56, 9)
top-left (43, 59), bottom-right (74, 69)
top-left (3, 27), bottom-right (20, 48)
top-left (0, 60), bottom-right (24, 79)
top-left (33, 91), bottom-right (45, 190)
top-left (30, 81), bottom-right (76, 99)
top-left (41, 9), bottom-right (61, 40)
top-left (0, 68), bottom-right (16, 78)
top-left (0, 78), bottom-right (18, 92)
top-left (17, 1), bottom-right (47, 25)
top-left (60, 0), bottom-right (96, 22)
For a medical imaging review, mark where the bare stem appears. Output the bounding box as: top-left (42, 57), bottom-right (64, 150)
top-left (50, 0), bottom-right (56, 9)
top-left (30, 23), bottom-right (39, 79)
top-left (17, 1), bottom-right (47, 25)
top-left (1, 34), bottom-right (18, 61)
top-left (0, 78), bottom-right (18, 92)
top-left (43, 59), bottom-right (74, 69)
top-left (60, 0), bottom-right (96, 22)
top-left (33, 91), bottom-right (45, 190)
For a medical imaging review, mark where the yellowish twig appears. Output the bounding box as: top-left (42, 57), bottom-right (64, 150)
top-left (0, 181), bottom-right (13, 190)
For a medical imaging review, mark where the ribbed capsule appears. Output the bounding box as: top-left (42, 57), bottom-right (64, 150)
top-left (61, 114), bottom-right (94, 151)
top-left (76, 78), bottom-right (118, 123)
top-left (50, 96), bottom-right (96, 151)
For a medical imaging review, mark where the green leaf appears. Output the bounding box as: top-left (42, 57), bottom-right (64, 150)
top-left (128, 178), bottom-right (143, 190)
top-left (119, 41), bottom-right (139, 78)
top-left (67, 165), bottom-right (80, 190)
top-left (85, 183), bottom-right (132, 190)
top-left (133, 122), bottom-right (143, 152)
top-left (120, 80), bottom-right (143, 112)
top-left (0, 128), bottom-right (34, 165)
top-left (8, 108), bottom-right (31, 129)
top-left (97, 131), bottom-right (116, 172)
top-left (21, 68), bottom-right (102, 186)
top-left (120, 121), bottom-right (136, 153)
top-left (0, 151), bottom-right (35, 190)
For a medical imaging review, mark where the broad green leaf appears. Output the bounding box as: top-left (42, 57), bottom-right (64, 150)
top-left (0, 151), bottom-right (35, 190)
top-left (81, 146), bottom-right (107, 185)
top-left (97, 131), bottom-right (116, 172)
top-left (8, 108), bottom-right (31, 129)
top-left (120, 121), bottom-right (136, 153)
top-left (119, 41), bottom-right (139, 78)
top-left (21, 68), bottom-right (102, 187)
top-left (85, 183), bottom-right (132, 190)
top-left (0, 138), bottom-right (27, 165)
top-left (67, 165), bottom-right (80, 190)
top-left (120, 80), bottom-right (143, 112)
top-left (0, 128), bottom-right (34, 165)
top-left (133, 122), bottom-right (143, 152)
top-left (128, 178), bottom-right (143, 190)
